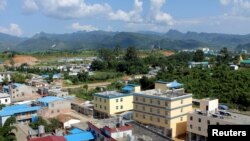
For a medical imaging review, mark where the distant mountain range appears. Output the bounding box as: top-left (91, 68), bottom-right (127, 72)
top-left (1, 30), bottom-right (250, 52)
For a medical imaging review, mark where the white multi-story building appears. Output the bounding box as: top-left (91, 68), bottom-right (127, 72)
top-left (0, 93), bottom-right (11, 105)
top-left (187, 98), bottom-right (250, 141)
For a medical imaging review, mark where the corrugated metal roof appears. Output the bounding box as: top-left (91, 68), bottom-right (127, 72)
top-left (37, 96), bottom-right (64, 104)
top-left (69, 128), bottom-right (86, 134)
top-left (29, 136), bottom-right (66, 141)
top-left (0, 104), bottom-right (41, 117)
top-left (64, 132), bottom-right (94, 141)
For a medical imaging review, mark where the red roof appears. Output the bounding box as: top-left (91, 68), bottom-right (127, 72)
top-left (28, 136), bottom-right (66, 141)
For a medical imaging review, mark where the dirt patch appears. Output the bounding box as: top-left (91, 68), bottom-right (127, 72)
top-left (5, 55), bottom-right (38, 67)
top-left (161, 51), bottom-right (175, 56)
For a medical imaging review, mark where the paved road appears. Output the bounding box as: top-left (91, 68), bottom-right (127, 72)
top-left (63, 82), bottom-right (111, 89)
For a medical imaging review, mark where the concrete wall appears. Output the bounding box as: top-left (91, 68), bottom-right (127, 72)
top-left (0, 97), bottom-right (11, 105)
top-left (200, 99), bottom-right (218, 112)
top-left (134, 86), bottom-right (141, 93)
top-left (155, 82), bottom-right (167, 90)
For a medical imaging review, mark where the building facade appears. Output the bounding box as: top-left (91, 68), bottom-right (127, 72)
top-left (0, 93), bottom-right (11, 105)
top-left (133, 81), bottom-right (192, 139)
top-left (36, 96), bottom-right (71, 118)
top-left (93, 91), bottom-right (133, 118)
top-left (187, 98), bottom-right (250, 141)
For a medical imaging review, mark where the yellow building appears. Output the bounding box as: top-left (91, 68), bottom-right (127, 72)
top-left (133, 81), bottom-right (192, 139)
top-left (93, 91), bottom-right (133, 118)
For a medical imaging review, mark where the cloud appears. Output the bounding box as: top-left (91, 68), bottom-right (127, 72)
top-left (22, 0), bottom-right (38, 14)
top-left (0, 24), bottom-right (23, 36)
top-left (71, 23), bottom-right (98, 32)
top-left (22, 0), bottom-right (112, 19)
top-left (109, 0), bottom-right (143, 22)
top-left (220, 0), bottom-right (250, 16)
top-left (150, 0), bottom-right (174, 25)
top-left (0, 0), bottom-right (6, 11)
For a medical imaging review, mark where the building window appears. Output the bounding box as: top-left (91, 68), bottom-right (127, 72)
top-left (150, 99), bottom-right (153, 104)
top-left (180, 108), bottom-right (183, 112)
top-left (143, 98), bottom-right (145, 102)
top-left (165, 119), bottom-right (168, 124)
top-left (5, 99), bottom-right (7, 102)
top-left (135, 97), bottom-right (138, 101)
top-left (181, 99), bottom-right (183, 104)
top-left (120, 106), bottom-right (123, 109)
top-left (216, 122), bottom-right (219, 125)
top-left (165, 111), bottom-right (169, 116)
top-left (100, 105), bottom-right (102, 109)
top-left (135, 105), bottom-right (138, 109)
top-left (51, 110), bottom-right (54, 113)
top-left (165, 102), bottom-right (168, 107)
top-left (150, 116), bottom-right (152, 121)
top-left (104, 99), bottom-right (106, 103)
top-left (120, 98), bottom-right (123, 102)
top-left (158, 100), bottom-right (160, 105)
top-left (135, 113), bottom-right (138, 117)
top-left (57, 109), bottom-right (60, 113)
top-left (99, 98), bottom-right (102, 102)
top-left (142, 106), bottom-right (145, 110)
top-left (198, 118), bottom-right (201, 122)
top-left (150, 108), bottom-right (152, 112)
top-left (104, 106), bottom-right (106, 110)
top-left (116, 99), bottom-right (118, 102)
top-left (198, 127), bottom-right (201, 131)
top-left (207, 120), bottom-right (210, 125)
top-left (157, 109), bottom-right (160, 114)
top-left (190, 116), bottom-right (193, 120)
top-left (116, 106), bottom-right (118, 110)
top-left (143, 115), bottom-right (145, 119)
top-left (190, 124), bottom-right (192, 129)
top-left (157, 118), bottom-right (160, 122)
top-left (180, 117), bottom-right (183, 121)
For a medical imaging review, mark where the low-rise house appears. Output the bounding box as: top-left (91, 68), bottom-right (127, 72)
top-left (36, 96), bottom-right (71, 118)
top-left (28, 79), bottom-right (49, 88)
top-left (240, 59), bottom-right (250, 67)
top-left (0, 93), bottom-right (11, 105)
top-left (28, 136), bottom-right (66, 141)
top-left (48, 88), bottom-right (69, 98)
top-left (0, 71), bottom-right (13, 83)
top-left (56, 114), bottom-right (81, 129)
top-left (188, 61), bottom-right (210, 69)
top-left (87, 118), bottom-right (133, 141)
top-left (0, 104), bottom-right (41, 126)
top-left (3, 83), bottom-right (40, 102)
top-left (64, 128), bottom-right (94, 141)
top-left (53, 74), bottom-right (63, 80)
top-left (71, 99), bottom-right (93, 116)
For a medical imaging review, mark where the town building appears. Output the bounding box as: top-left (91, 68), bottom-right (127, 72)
top-left (36, 96), bottom-right (71, 118)
top-left (187, 98), bottom-right (250, 141)
top-left (56, 114), bottom-right (81, 129)
top-left (70, 99), bottom-right (93, 117)
top-left (93, 91), bottom-right (133, 118)
top-left (87, 118), bottom-right (133, 141)
top-left (188, 61), bottom-right (210, 69)
top-left (64, 128), bottom-right (94, 141)
top-left (0, 104), bottom-right (41, 126)
top-left (0, 71), bottom-right (13, 83)
top-left (121, 84), bottom-right (141, 93)
top-left (3, 83), bottom-right (40, 102)
top-left (133, 81), bottom-right (192, 139)
top-left (28, 136), bottom-right (66, 141)
top-left (240, 59), bottom-right (250, 67)
top-left (0, 92), bottom-right (11, 105)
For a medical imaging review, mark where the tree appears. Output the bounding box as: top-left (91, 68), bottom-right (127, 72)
top-left (83, 84), bottom-right (88, 94)
top-left (114, 44), bottom-right (122, 57)
top-left (193, 50), bottom-right (204, 62)
top-left (90, 60), bottom-right (108, 70)
top-left (11, 73), bottom-right (25, 83)
top-left (0, 117), bottom-right (17, 141)
top-left (124, 46), bottom-right (138, 61)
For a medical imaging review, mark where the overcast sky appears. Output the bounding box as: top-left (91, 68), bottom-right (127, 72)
top-left (1, 0), bottom-right (250, 37)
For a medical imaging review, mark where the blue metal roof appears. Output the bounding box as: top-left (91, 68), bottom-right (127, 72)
top-left (0, 104), bottom-right (41, 117)
top-left (167, 80), bottom-right (183, 88)
top-left (41, 74), bottom-right (49, 78)
top-left (122, 86), bottom-right (134, 91)
top-left (65, 132), bottom-right (94, 141)
top-left (69, 128), bottom-right (86, 134)
top-left (38, 96), bottom-right (64, 104)
top-left (53, 73), bottom-right (62, 79)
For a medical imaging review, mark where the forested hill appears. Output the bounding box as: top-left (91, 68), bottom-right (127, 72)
top-left (1, 30), bottom-right (250, 52)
